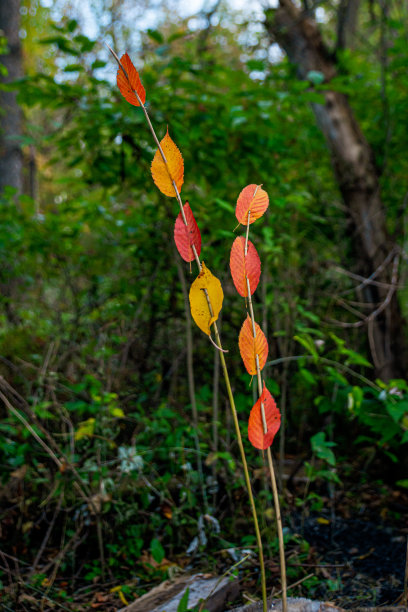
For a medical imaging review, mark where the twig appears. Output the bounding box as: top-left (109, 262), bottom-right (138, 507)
top-left (266, 355), bottom-right (382, 392)
top-left (0, 550), bottom-right (13, 587)
top-left (41, 513), bottom-right (68, 609)
top-left (198, 554), bottom-right (250, 612)
top-left (0, 388), bottom-right (100, 518)
top-left (39, 522), bottom-right (83, 575)
top-left (15, 580), bottom-right (74, 612)
top-left (335, 246), bottom-right (400, 294)
top-left (30, 492), bottom-right (64, 576)
top-left (273, 572), bottom-right (314, 596)
top-left (96, 446), bottom-right (107, 581)
top-left (328, 253), bottom-right (400, 329)
top-left (0, 378), bottom-right (92, 498)
top-left (368, 317), bottom-right (380, 370)
top-left (1, 390), bottom-right (64, 470)
top-left (0, 551), bottom-right (30, 566)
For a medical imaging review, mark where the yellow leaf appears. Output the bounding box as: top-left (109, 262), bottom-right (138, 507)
top-left (151, 128), bottom-right (184, 197)
top-left (316, 517), bottom-right (330, 525)
top-left (189, 263), bottom-right (223, 335)
top-left (110, 406), bottom-right (125, 418)
top-left (74, 418), bottom-right (95, 441)
top-left (264, 508), bottom-right (275, 520)
top-left (110, 586), bottom-right (129, 606)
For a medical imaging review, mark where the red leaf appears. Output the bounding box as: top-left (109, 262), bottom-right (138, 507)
top-left (174, 202), bottom-right (201, 262)
top-left (238, 315), bottom-right (268, 375)
top-left (116, 53), bottom-right (146, 106)
top-left (235, 184), bottom-right (269, 226)
top-left (229, 236), bottom-right (261, 297)
top-left (248, 385), bottom-right (281, 450)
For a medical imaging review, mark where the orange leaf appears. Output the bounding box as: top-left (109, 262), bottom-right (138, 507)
top-left (229, 236), bottom-right (261, 297)
top-left (116, 53), bottom-right (146, 106)
top-left (151, 129), bottom-right (184, 197)
top-left (235, 184), bottom-right (269, 226)
top-left (174, 202), bottom-right (201, 262)
top-left (238, 315), bottom-right (268, 375)
top-left (248, 384), bottom-right (281, 450)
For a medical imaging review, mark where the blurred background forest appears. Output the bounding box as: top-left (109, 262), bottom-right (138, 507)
top-left (1, 0), bottom-right (408, 610)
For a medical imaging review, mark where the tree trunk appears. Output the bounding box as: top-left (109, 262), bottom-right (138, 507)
top-left (264, 0), bottom-right (407, 381)
top-left (0, 0), bottom-right (23, 194)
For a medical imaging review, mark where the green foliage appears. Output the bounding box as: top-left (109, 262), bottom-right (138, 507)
top-left (177, 588), bottom-right (190, 612)
top-left (150, 538), bottom-right (165, 564)
top-left (310, 432), bottom-right (336, 468)
top-left (2, 3), bottom-right (408, 608)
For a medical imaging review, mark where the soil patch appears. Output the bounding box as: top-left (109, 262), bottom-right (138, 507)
top-left (289, 514), bottom-right (407, 607)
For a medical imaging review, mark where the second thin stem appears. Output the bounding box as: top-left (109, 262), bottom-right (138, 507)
top-left (245, 211), bottom-right (287, 612)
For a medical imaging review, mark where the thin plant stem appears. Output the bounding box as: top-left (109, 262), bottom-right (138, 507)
top-left (403, 536), bottom-right (408, 606)
top-left (244, 210), bottom-right (287, 612)
top-left (278, 361), bottom-right (289, 488)
top-left (212, 325), bottom-right (267, 612)
top-left (212, 314), bottom-right (220, 508)
top-left (109, 47), bottom-right (268, 611)
top-left (199, 553), bottom-right (251, 612)
top-left (266, 354), bottom-right (382, 392)
top-left (266, 449), bottom-right (287, 610)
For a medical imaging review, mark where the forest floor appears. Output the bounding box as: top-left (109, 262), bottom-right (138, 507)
top-left (263, 477), bottom-right (408, 609)
top-left (286, 512), bottom-right (407, 607)
top-left (1, 471), bottom-right (407, 611)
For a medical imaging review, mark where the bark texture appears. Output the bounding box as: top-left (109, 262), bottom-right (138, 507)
top-left (337, 0), bottom-right (361, 50)
top-left (0, 0), bottom-right (23, 194)
top-left (265, 0), bottom-right (407, 381)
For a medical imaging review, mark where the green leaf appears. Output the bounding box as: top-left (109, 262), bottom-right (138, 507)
top-left (67, 19), bottom-right (78, 32)
top-left (343, 348), bottom-right (372, 368)
top-left (311, 432), bottom-right (336, 466)
top-left (110, 407), bottom-right (125, 418)
top-left (168, 31), bottom-right (186, 43)
top-left (348, 386), bottom-right (364, 412)
top-left (177, 588), bottom-right (189, 612)
top-left (294, 334), bottom-right (318, 361)
top-left (63, 64), bottom-right (84, 72)
top-left (150, 538), bottom-right (165, 564)
top-left (91, 60), bottom-right (107, 70)
top-left (247, 59), bottom-right (265, 71)
top-left (385, 400), bottom-right (408, 423)
top-left (73, 34), bottom-right (95, 53)
top-left (301, 91), bottom-right (326, 105)
top-left (215, 198), bottom-right (234, 213)
top-left (299, 368), bottom-right (317, 386)
top-left (147, 29), bottom-right (164, 44)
